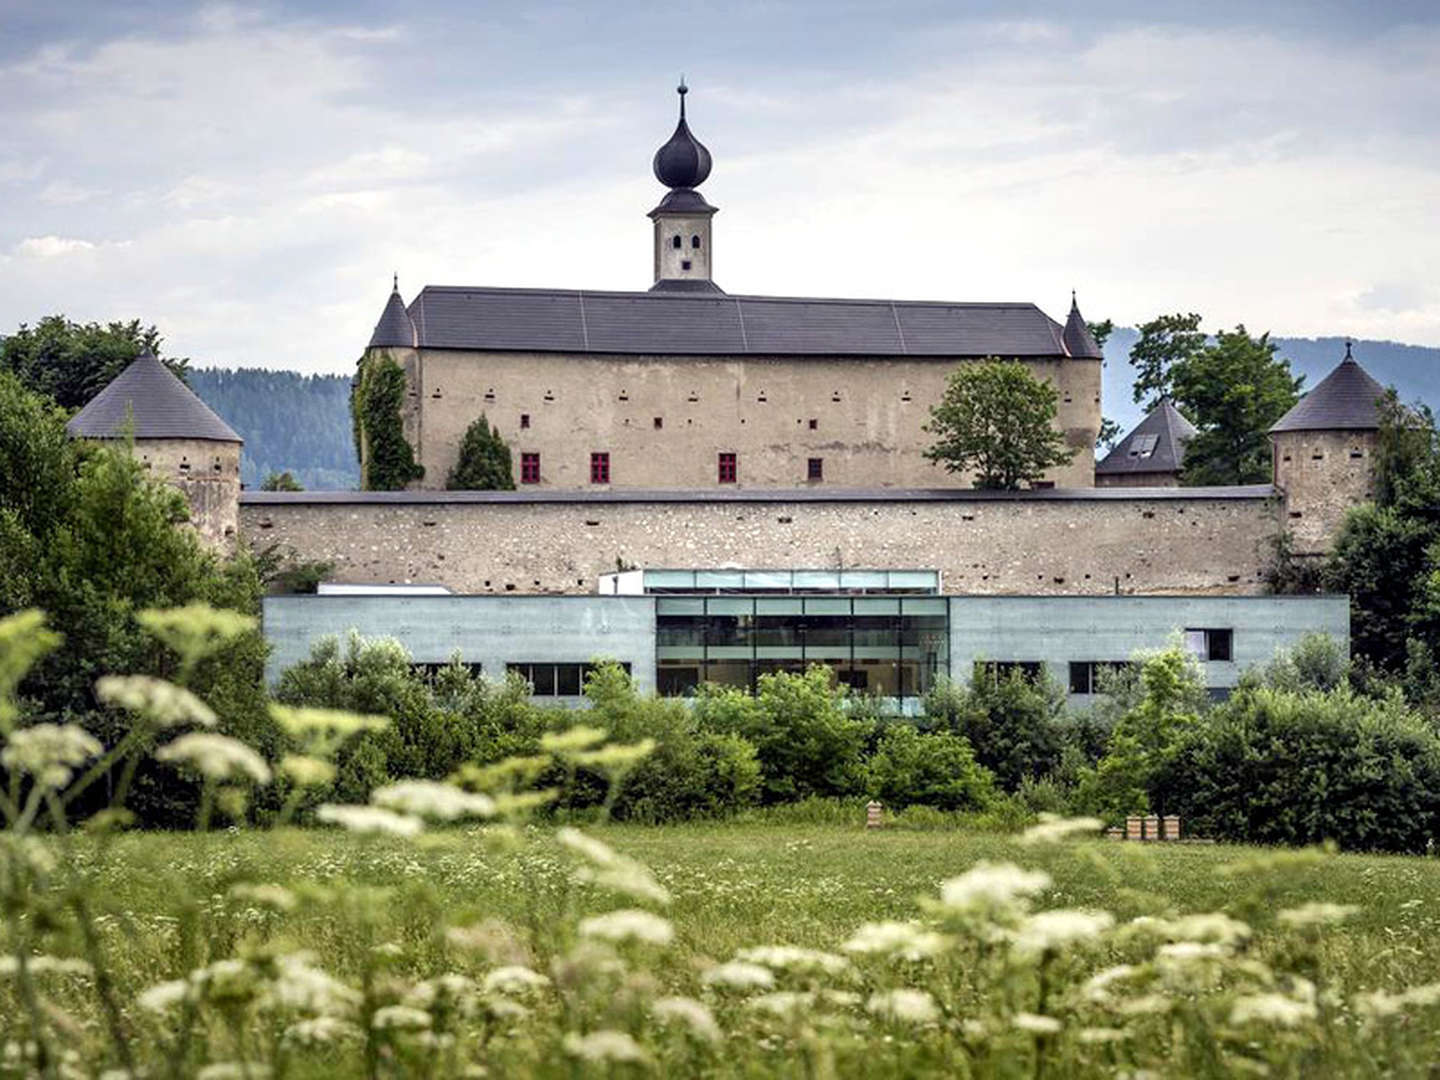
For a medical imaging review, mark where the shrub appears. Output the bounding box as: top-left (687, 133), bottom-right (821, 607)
top-left (1154, 685), bottom-right (1440, 853)
top-left (1244, 632), bottom-right (1350, 694)
top-left (743, 667), bottom-right (873, 802)
top-left (446, 413), bottom-right (515, 491)
top-left (865, 725), bottom-right (995, 811)
top-left (925, 670), bottom-right (1067, 791)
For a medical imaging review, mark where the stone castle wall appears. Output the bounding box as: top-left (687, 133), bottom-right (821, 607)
top-left (135, 438), bottom-right (242, 548)
top-left (241, 488), bottom-right (1279, 597)
top-left (1272, 429), bottom-right (1378, 555)
top-left (392, 349), bottom-right (1103, 492)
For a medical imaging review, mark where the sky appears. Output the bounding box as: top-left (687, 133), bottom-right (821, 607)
top-left (1, 0), bottom-right (1437, 374)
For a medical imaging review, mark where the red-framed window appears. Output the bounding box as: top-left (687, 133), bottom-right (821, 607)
top-left (590, 451), bottom-right (610, 484)
top-left (718, 452), bottom-right (737, 483)
top-left (807, 457), bottom-right (823, 481)
top-left (520, 452), bottom-right (540, 484)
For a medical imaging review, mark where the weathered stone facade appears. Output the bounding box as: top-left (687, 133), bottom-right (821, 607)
top-left (1272, 429), bottom-right (1378, 555)
top-left (397, 349), bottom-right (1102, 492)
top-left (136, 438), bottom-right (242, 548)
top-left (241, 487), bottom-right (1278, 597)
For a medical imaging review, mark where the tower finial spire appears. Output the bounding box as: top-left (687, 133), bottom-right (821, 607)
top-left (677, 77), bottom-right (687, 119)
top-left (1344, 339), bottom-right (1353, 361)
top-left (392, 271), bottom-right (399, 293)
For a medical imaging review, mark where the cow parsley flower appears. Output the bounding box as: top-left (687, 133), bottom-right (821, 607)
top-left (482, 966), bottom-right (550, 997)
top-left (196, 1064), bottom-right (270, 1080)
top-left (95, 675), bottom-right (217, 728)
top-left (557, 827), bottom-right (671, 905)
top-left (749, 991), bottom-right (815, 1017)
top-left (228, 884), bottom-right (297, 912)
top-left (370, 1005), bottom-right (431, 1030)
top-left (702, 961), bottom-right (775, 991)
top-left (2, 724), bottom-right (102, 789)
top-left (1012, 910), bottom-right (1114, 955)
top-left (579, 909), bottom-right (674, 946)
top-left (736, 946), bottom-right (850, 977)
top-left (269, 705), bottom-right (388, 739)
top-left (0, 955), bottom-right (93, 978)
top-left (1230, 993), bottom-right (1318, 1027)
top-left (279, 755), bottom-right (335, 788)
top-left (842, 921), bottom-right (948, 960)
top-left (371, 780), bottom-right (495, 821)
top-left (316, 805), bottom-right (423, 837)
top-left (867, 989), bottom-right (939, 1024)
top-left (1013, 1012), bottom-right (1063, 1034)
top-left (562, 1030), bottom-right (649, 1064)
top-left (1277, 902), bottom-right (1359, 928)
top-left (138, 979), bottom-right (192, 1013)
top-left (653, 996), bottom-right (722, 1042)
top-left (1078, 1027), bottom-right (1127, 1044)
top-left (1020, 814), bottom-right (1104, 845)
top-left (283, 1017), bottom-right (360, 1046)
top-left (265, 953), bottom-right (360, 1015)
top-left (155, 733), bottom-right (271, 783)
top-left (939, 862), bottom-right (1051, 913)
top-left (541, 726), bottom-right (608, 752)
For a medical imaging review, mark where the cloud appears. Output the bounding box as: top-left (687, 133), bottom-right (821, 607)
top-left (13, 235), bottom-right (98, 257)
top-left (1356, 282), bottom-right (1432, 313)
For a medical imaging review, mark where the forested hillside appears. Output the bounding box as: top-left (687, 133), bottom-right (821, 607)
top-left (189, 367), bottom-right (358, 490)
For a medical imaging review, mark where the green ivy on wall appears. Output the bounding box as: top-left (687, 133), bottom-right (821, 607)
top-left (352, 353), bottom-right (424, 491)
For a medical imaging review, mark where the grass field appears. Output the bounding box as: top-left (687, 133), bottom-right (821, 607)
top-left (13, 820), bottom-right (1440, 1077)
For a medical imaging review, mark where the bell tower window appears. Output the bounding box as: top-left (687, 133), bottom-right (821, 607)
top-left (691, 235), bottom-right (701, 249)
top-left (672, 235), bottom-right (682, 249)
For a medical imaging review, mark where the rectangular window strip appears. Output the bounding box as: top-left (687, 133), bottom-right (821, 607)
top-left (1184, 628), bottom-right (1233, 662)
top-left (718, 452), bottom-right (737, 484)
top-left (507, 661), bottom-right (632, 697)
top-left (1068, 661), bottom-right (1131, 695)
top-left (590, 451), bottom-right (610, 484)
top-left (520, 452), bottom-right (540, 484)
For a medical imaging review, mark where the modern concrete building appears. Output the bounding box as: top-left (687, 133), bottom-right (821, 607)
top-left (263, 572), bottom-right (1348, 712)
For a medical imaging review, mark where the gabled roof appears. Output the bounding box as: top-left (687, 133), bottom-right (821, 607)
top-left (403, 286), bottom-right (1081, 358)
top-left (369, 281), bottom-right (417, 349)
top-left (67, 352), bottom-right (242, 443)
top-left (1096, 398), bottom-right (1196, 476)
top-left (1270, 348), bottom-right (1385, 433)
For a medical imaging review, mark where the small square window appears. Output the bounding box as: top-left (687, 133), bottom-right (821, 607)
top-left (681, 259), bottom-right (692, 271)
top-left (807, 457), bottom-right (823, 481)
top-left (520, 413), bottom-right (530, 429)
top-left (718, 452), bottom-right (737, 484)
top-left (653, 416), bottom-right (663, 429)
top-left (1185, 628), bottom-right (1233, 662)
top-left (520, 452), bottom-right (540, 485)
top-left (590, 451), bottom-right (610, 484)
top-left (808, 418), bottom-right (818, 430)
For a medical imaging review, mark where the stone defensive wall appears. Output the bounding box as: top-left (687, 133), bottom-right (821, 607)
top-left (241, 486), bottom-right (1281, 597)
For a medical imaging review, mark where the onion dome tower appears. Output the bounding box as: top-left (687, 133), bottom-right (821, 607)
top-left (648, 81), bottom-right (723, 294)
top-left (1269, 341), bottom-right (1385, 554)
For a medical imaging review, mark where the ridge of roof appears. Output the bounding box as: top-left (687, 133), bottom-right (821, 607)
top-left (1270, 351), bottom-right (1386, 433)
top-left (67, 352), bottom-right (242, 443)
top-left (411, 283), bottom-right (1050, 309)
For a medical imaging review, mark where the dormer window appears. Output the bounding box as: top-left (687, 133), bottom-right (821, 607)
top-left (691, 235), bottom-right (701, 249)
top-left (672, 235), bottom-right (682, 249)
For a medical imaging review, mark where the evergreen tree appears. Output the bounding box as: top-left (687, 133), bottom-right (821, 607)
top-left (447, 414), bottom-right (515, 490)
top-left (923, 360), bottom-right (1074, 490)
top-left (261, 470), bottom-right (304, 491)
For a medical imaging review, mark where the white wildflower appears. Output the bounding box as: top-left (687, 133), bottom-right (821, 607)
top-left (0, 955), bottom-right (92, 977)
top-left (1158, 942), bottom-right (1227, 963)
top-left (1084, 964), bottom-right (1139, 1002)
top-left (541, 726), bottom-right (608, 752)
top-left (371, 780), bottom-right (495, 821)
top-left (265, 953), bottom-right (360, 1015)
top-left (486, 997), bottom-right (530, 1020)
top-left (939, 862), bottom-right (1051, 913)
top-left (370, 1005), bottom-right (431, 1030)
top-left (2, 724), bottom-right (102, 789)
top-left (557, 827), bottom-right (671, 905)
top-left (571, 739), bottom-right (656, 770)
top-left (749, 991), bottom-right (815, 1017)
top-left (1020, 814), bottom-right (1105, 845)
top-left (481, 966), bottom-right (549, 997)
top-left (1013, 1012), bottom-right (1063, 1034)
top-left (283, 1016), bottom-right (360, 1046)
top-left (228, 883), bottom-right (297, 912)
top-left (279, 755), bottom-right (335, 788)
top-left (1012, 910), bottom-right (1114, 955)
top-left (268, 704), bottom-right (388, 739)
top-left (1230, 993), bottom-right (1318, 1027)
top-left (652, 996), bottom-right (722, 1042)
top-left (1078, 1027), bottom-right (1127, 1044)
top-left (316, 805), bottom-right (423, 837)
top-left (562, 1029), bottom-right (649, 1064)
top-left (137, 979), bottom-right (192, 1013)
top-left (155, 733), bottom-right (271, 784)
top-left (1130, 913), bottom-right (1251, 948)
top-left (867, 989), bottom-right (939, 1024)
top-left (96, 675), bottom-right (217, 728)
top-left (842, 921), bottom-right (948, 960)
top-left (736, 946), bottom-right (850, 977)
top-left (578, 909), bottom-right (674, 946)
top-left (1116, 994), bottom-right (1173, 1017)
top-left (196, 1065), bottom-right (270, 1080)
top-left (1277, 902), bottom-right (1360, 928)
top-left (702, 961), bottom-right (775, 991)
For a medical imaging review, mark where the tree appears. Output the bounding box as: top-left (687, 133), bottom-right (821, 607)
top-left (1170, 326), bottom-right (1303, 485)
top-left (1096, 417), bottom-right (1123, 451)
top-left (447, 413), bottom-right (515, 491)
top-left (261, 470), bottom-right (304, 491)
top-left (352, 354), bottom-right (424, 491)
top-left (1129, 313), bottom-right (1206, 408)
top-left (923, 360), bottom-right (1075, 490)
top-left (1087, 319), bottom-right (1114, 352)
top-left (1, 316), bottom-right (188, 410)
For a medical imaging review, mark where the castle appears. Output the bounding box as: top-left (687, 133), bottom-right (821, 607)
top-left (73, 86), bottom-right (1380, 710)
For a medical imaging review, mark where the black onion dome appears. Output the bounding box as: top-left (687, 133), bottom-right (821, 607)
top-left (652, 82), bottom-right (712, 190)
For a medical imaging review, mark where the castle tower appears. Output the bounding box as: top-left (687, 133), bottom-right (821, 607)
top-left (648, 81), bottom-right (723, 294)
top-left (360, 275), bottom-right (422, 487)
top-left (66, 351), bottom-right (243, 548)
top-left (1270, 342), bottom-right (1384, 554)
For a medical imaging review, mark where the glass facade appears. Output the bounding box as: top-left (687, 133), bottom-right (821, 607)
top-left (655, 595), bottom-right (948, 703)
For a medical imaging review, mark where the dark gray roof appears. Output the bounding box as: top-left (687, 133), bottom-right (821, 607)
top-left (652, 82), bottom-right (712, 190)
top-left (405, 286), bottom-right (1081, 358)
top-left (67, 352), bottom-right (242, 443)
top-left (648, 187), bottom-right (717, 217)
top-left (244, 484), bottom-right (1275, 506)
top-left (1270, 350), bottom-right (1385, 433)
top-left (369, 284), bottom-right (417, 348)
top-left (1062, 295), bottom-right (1103, 360)
top-left (649, 278), bottom-right (727, 295)
top-left (1096, 398), bottom-right (1197, 476)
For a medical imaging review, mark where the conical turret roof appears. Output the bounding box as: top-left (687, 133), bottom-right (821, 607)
top-left (369, 277), bottom-right (417, 349)
top-left (1062, 293), bottom-right (1102, 359)
top-left (1096, 398), bottom-right (1196, 477)
top-left (1270, 344), bottom-right (1385, 433)
top-left (67, 352), bottom-right (241, 442)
